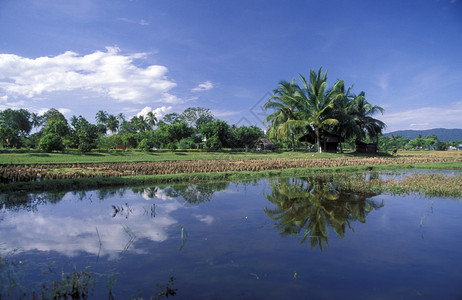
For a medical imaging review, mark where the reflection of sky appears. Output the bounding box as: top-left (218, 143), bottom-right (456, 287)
top-left (0, 188), bottom-right (191, 260)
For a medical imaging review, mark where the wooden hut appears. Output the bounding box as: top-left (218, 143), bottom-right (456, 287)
top-left (299, 129), bottom-right (343, 152)
top-left (256, 138), bottom-right (274, 151)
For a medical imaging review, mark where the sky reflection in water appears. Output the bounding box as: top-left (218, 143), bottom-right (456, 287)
top-left (1, 174), bottom-right (461, 299)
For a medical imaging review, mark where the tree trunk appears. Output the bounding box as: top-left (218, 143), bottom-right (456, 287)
top-left (291, 131), bottom-right (295, 152)
top-left (316, 127), bottom-right (321, 153)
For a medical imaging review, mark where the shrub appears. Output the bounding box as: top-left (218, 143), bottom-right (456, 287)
top-left (139, 138), bottom-right (154, 151)
top-left (39, 133), bottom-right (64, 152)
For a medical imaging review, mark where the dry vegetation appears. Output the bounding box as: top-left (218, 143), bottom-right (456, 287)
top-left (2, 154), bottom-right (461, 183)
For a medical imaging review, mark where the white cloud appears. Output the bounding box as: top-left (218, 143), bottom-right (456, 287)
top-left (382, 101), bottom-right (462, 132)
top-left (191, 80), bottom-right (213, 92)
top-left (212, 109), bottom-right (241, 118)
top-left (117, 17), bottom-right (149, 26)
top-left (136, 105), bottom-right (173, 119)
top-left (0, 47), bottom-right (180, 105)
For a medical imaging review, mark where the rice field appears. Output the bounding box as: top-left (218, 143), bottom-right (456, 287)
top-left (1, 155), bottom-right (461, 183)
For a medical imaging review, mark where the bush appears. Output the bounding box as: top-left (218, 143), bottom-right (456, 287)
top-left (39, 134), bottom-right (64, 152)
top-left (205, 135), bottom-right (222, 151)
top-left (139, 138), bottom-right (154, 151)
top-left (178, 137), bottom-right (197, 149)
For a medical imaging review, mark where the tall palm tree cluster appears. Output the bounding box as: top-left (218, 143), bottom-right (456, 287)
top-left (264, 68), bottom-right (386, 152)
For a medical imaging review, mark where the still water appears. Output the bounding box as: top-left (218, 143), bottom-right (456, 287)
top-left (1, 175), bottom-right (461, 299)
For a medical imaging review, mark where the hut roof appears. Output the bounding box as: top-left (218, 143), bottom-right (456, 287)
top-left (257, 138), bottom-right (274, 146)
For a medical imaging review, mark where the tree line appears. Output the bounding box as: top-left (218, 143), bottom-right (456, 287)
top-left (379, 134), bottom-right (462, 151)
top-left (8, 67), bottom-right (459, 154)
top-left (0, 107), bottom-right (265, 152)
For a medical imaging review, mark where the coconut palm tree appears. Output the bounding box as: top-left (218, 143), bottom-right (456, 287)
top-left (294, 68), bottom-right (341, 152)
top-left (106, 114), bottom-right (119, 134)
top-left (351, 92), bottom-right (386, 144)
top-left (95, 110), bottom-right (108, 125)
top-left (329, 80), bottom-right (360, 151)
top-left (30, 112), bottom-right (43, 133)
top-left (146, 111), bottom-right (157, 130)
top-left (264, 80), bottom-right (300, 151)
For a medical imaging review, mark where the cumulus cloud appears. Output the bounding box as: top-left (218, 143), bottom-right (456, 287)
top-left (136, 105), bottom-right (173, 119)
top-left (191, 80), bottom-right (213, 92)
top-left (0, 47), bottom-right (180, 104)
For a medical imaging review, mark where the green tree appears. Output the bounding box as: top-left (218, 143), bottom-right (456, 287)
top-left (146, 111), bottom-right (157, 130)
top-left (95, 110), bottom-right (108, 126)
top-left (200, 119), bottom-right (231, 150)
top-left (131, 115), bottom-right (148, 132)
top-left (330, 80), bottom-right (360, 151)
top-left (43, 119), bottom-right (70, 136)
top-left (180, 107), bottom-right (214, 129)
top-left (154, 121), bottom-right (194, 149)
top-left (106, 114), bottom-right (119, 134)
top-left (351, 94), bottom-right (385, 144)
top-left (39, 133), bottom-right (64, 152)
top-left (263, 80), bottom-right (300, 151)
top-left (0, 108), bottom-right (32, 148)
top-left (233, 125), bottom-right (265, 151)
top-left (30, 112), bottom-right (43, 133)
top-left (139, 138), bottom-right (154, 151)
top-left (70, 116), bottom-right (99, 152)
top-left (42, 108), bottom-right (67, 125)
top-left (162, 112), bottom-right (181, 125)
top-left (295, 68), bottom-right (341, 152)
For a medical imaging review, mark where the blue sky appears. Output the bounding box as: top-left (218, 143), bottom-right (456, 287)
top-left (0, 0), bottom-right (461, 133)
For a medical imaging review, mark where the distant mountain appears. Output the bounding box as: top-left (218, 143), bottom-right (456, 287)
top-left (384, 128), bottom-right (462, 141)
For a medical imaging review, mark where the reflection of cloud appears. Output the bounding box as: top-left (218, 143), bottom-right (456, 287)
top-left (0, 189), bottom-right (183, 260)
top-left (193, 214), bottom-right (214, 225)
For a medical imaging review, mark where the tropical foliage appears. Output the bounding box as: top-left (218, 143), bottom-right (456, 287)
top-left (264, 67), bottom-right (386, 152)
top-left (0, 106), bottom-right (265, 152)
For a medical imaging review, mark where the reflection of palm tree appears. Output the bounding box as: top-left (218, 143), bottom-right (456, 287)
top-left (264, 177), bottom-right (383, 250)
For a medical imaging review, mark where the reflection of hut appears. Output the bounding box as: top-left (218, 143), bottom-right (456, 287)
top-left (256, 138), bottom-right (274, 151)
top-left (355, 141), bottom-right (378, 153)
top-left (299, 129), bottom-right (343, 153)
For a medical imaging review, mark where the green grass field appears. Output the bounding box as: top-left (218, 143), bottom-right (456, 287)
top-left (0, 149), bottom-right (346, 164)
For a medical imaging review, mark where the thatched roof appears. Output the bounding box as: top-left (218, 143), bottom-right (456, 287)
top-left (256, 138), bottom-right (274, 146)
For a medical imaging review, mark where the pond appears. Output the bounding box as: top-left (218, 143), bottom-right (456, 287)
top-left (1, 173), bottom-right (461, 299)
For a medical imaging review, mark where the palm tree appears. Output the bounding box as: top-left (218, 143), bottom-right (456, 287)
top-left (146, 111), bottom-right (157, 130)
top-left (294, 68), bottom-right (340, 152)
top-left (351, 93), bottom-right (386, 144)
top-left (95, 110), bottom-right (108, 125)
top-left (106, 114), bottom-right (119, 134)
top-left (263, 80), bottom-right (300, 151)
top-left (131, 115), bottom-right (148, 132)
top-left (330, 80), bottom-right (360, 152)
top-left (116, 113), bottom-right (125, 122)
top-left (30, 112), bottom-right (43, 133)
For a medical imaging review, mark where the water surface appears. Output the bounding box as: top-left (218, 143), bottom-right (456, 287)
top-left (1, 174), bottom-right (461, 299)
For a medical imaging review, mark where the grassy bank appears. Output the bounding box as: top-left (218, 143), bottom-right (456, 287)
top-left (0, 149), bottom-right (342, 164)
top-left (1, 160), bottom-right (462, 195)
top-left (1, 150), bottom-right (462, 195)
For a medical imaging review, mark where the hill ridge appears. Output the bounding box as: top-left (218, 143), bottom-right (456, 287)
top-left (384, 128), bottom-right (462, 141)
